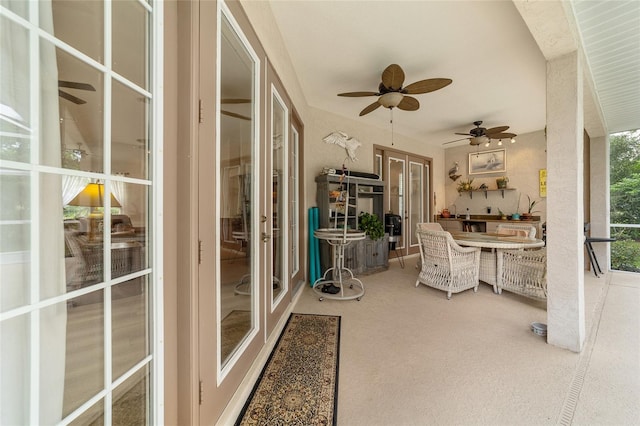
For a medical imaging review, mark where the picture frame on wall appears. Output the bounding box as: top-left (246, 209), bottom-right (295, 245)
top-left (468, 149), bottom-right (506, 175)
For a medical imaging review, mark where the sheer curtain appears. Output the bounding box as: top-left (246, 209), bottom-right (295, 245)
top-left (62, 175), bottom-right (89, 205)
top-left (38, 1), bottom-right (67, 423)
top-left (1, 1), bottom-right (66, 423)
top-left (111, 173), bottom-right (127, 212)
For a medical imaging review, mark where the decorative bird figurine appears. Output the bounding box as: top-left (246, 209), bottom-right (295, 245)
top-left (448, 162), bottom-right (461, 181)
top-left (323, 131), bottom-right (362, 162)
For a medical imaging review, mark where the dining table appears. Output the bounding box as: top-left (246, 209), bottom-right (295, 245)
top-left (450, 231), bottom-right (545, 293)
top-left (450, 231), bottom-right (545, 250)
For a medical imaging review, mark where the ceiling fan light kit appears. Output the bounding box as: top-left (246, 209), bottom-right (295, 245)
top-left (378, 92), bottom-right (404, 108)
top-left (444, 120), bottom-right (518, 147)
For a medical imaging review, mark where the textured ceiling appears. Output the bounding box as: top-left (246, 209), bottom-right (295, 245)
top-left (267, 0), bottom-right (640, 146)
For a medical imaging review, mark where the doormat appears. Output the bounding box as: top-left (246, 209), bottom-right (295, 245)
top-left (235, 313), bottom-right (341, 425)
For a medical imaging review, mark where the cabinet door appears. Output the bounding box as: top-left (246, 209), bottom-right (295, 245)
top-left (364, 237), bottom-right (389, 269)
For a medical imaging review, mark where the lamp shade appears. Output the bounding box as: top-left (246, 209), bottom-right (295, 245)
top-left (67, 183), bottom-right (121, 208)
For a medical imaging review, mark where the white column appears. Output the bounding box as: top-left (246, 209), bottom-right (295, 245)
top-left (589, 135), bottom-right (611, 271)
top-left (546, 51), bottom-right (585, 352)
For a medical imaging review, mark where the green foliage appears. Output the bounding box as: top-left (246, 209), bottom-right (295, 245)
top-left (525, 195), bottom-right (543, 214)
top-left (609, 131), bottom-right (640, 271)
top-left (610, 130), bottom-right (640, 226)
top-left (358, 212), bottom-right (384, 241)
top-left (611, 239), bottom-right (640, 273)
top-left (610, 130), bottom-right (640, 184)
top-left (456, 178), bottom-right (475, 192)
top-left (610, 174), bottom-right (640, 224)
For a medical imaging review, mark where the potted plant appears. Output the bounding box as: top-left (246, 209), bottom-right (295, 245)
top-left (358, 212), bottom-right (385, 241)
top-left (457, 178), bottom-right (475, 193)
top-left (521, 195), bottom-right (542, 220)
top-left (496, 176), bottom-right (509, 189)
top-left (498, 208), bottom-right (507, 220)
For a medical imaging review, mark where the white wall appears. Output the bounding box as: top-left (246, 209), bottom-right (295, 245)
top-left (303, 107), bottom-right (445, 210)
top-left (443, 130), bottom-right (547, 221)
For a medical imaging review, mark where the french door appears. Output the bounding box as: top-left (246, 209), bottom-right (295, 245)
top-left (0, 1), bottom-right (161, 424)
top-left (197, 2), bottom-right (297, 423)
top-left (380, 148), bottom-right (432, 256)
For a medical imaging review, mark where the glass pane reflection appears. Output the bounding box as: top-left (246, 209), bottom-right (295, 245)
top-left (112, 278), bottom-right (149, 380)
top-left (0, 16), bottom-right (31, 164)
top-left (219, 13), bottom-right (254, 365)
top-left (272, 92), bottom-right (286, 302)
top-left (409, 162), bottom-right (423, 247)
top-left (53, 42), bottom-right (105, 173)
top-left (0, 314), bottom-right (30, 424)
top-left (112, 80), bottom-right (149, 180)
top-left (60, 291), bottom-right (105, 417)
top-left (112, 367), bottom-right (149, 425)
top-left (389, 158), bottom-right (405, 247)
top-left (64, 179), bottom-right (149, 292)
top-left (69, 399), bottom-right (103, 426)
top-left (0, 168), bottom-right (30, 312)
top-left (112, 0), bottom-right (149, 89)
top-left (49, 0), bottom-right (104, 63)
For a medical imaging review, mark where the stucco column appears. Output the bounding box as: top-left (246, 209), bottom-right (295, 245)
top-left (546, 51), bottom-right (585, 352)
top-left (589, 135), bottom-right (611, 271)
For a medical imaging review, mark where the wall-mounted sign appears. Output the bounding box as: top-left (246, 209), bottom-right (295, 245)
top-left (539, 169), bottom-right (547, 197)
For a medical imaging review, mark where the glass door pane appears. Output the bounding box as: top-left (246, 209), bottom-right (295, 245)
top-left (409, 161), bottom-right (424, 247)
top-left (388, 156), bottom-right (405, 248)
top-left (290, 126), bottom-right (300, 278)
top-left (271, 87), bottom-right (288, 307)
top-left (218, 13), bottom-right (256, 366)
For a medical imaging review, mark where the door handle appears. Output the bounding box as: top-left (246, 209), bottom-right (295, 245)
top-left (262, 232), bottom-right (271, 242)
top-left (261, 215), bottom-right (268, 223)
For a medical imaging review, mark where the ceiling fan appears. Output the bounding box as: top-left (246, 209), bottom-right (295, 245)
top-left (337, 64), bottom-right (452, 116)
top-left (443, 121), bottom-right (517, 146)
top-left (58, 80), bottom-right (96, 105)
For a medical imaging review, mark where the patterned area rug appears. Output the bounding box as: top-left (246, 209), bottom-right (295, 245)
top-left (236, 313), bottom-right (341, 425)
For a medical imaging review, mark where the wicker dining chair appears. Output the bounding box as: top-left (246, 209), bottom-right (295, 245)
top-left (479, 223), bottom-right (537, 292)
top-left (415, 229), bottom-right (481, 299)
top-left (414, 222), bottom-right (444, 270)
top-left (496, 248), bottom-right (547, 301)
top-left (416, 222), bottom-right (443, 232)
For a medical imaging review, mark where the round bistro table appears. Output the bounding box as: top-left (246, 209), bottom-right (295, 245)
top-left (312, 228), bottom-right (366, 301)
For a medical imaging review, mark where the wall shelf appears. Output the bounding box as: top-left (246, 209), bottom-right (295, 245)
top-left (458, 188), bottom-right (516, 199)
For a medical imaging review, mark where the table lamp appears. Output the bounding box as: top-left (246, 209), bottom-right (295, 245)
top-left (68, 182), bottom-right (121, 241)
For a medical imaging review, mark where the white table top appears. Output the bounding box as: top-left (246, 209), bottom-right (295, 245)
top-left (451, 232), bottom-right (545, 249)
top-left (314, 228), bottom-right (366, 242)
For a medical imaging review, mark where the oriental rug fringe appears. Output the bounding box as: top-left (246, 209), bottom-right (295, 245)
top-left (235, 313), bottom-right (341, 426)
